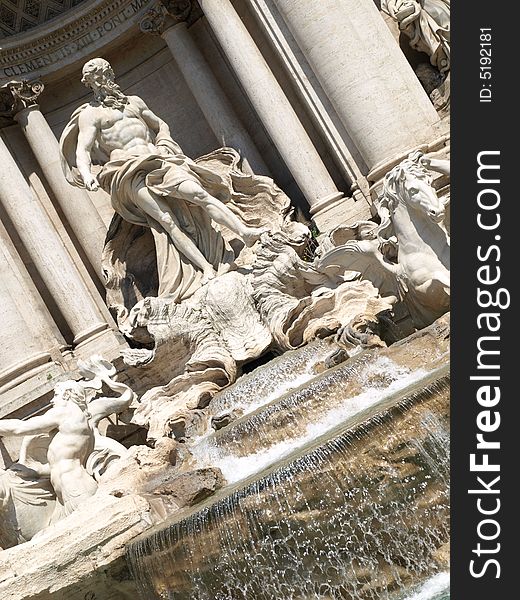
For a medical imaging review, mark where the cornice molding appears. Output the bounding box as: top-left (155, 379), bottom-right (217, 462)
top-left (0, 0), bottom-right (156, 84)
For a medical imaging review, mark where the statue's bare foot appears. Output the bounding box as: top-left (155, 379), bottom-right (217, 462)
top-left (242, 227), bottom-right (270, 248)
top-left (201, 268), bottom-right (217, 286)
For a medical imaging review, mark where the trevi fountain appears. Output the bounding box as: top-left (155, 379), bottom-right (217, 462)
top-left (0, 1), bottom-right (450, 599)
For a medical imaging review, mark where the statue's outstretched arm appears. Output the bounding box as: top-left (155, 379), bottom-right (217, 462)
top-left (420, 155), bottom-right (450, 176)
top-left (88, 384), bottom-right (135, 426)
top-left (0, 411), bottom-right (60, 438)
top-left (141, 106), bottom-right (169, 137)
top-left (76, 110), bottom-right (100, 191)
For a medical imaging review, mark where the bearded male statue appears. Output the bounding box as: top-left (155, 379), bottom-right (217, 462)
top-left (60, 58), bottom-right (267, 299)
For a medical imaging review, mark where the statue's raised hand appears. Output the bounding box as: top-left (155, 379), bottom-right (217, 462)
top-left (419, 155), bottom-right (432, 169)
top-left (78, 355), bottom-right (116, 387)
top-left (84, 174), bottom-right (99, 192)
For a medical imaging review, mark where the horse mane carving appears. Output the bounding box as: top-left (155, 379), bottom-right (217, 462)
top-left (377, 151), bottom-right (434, 261)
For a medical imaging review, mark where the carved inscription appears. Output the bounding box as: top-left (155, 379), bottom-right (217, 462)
top-left (2, 0), bottom-right (149, 79)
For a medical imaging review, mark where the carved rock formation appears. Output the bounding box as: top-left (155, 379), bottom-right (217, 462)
top-left (102, 148), bottom-right (394, 441)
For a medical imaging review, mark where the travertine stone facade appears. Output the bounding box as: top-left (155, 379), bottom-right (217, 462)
top-left (0, 220), bottom-right (66, 392)
top-left (163, 22), bottom-right (268, 174)
top-left (0, 0), bottom-right (448, 421)
top-left (9, 82), bottom-right (108, 277)
top-left (0, 131), bottom-right (122, 407)
top-left (272, 0), bottom-right (441, 173)
top-left (197, 0), bottom-right (345, 213)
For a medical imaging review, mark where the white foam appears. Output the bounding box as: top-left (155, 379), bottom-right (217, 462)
top-left (197, 438), bottom-right (306, 485)
top-left (404, 572), bottom-right (450, 600)
top-left (240, 371), bottom-right (317, 415)
top-left (195, 359), bottom-right (430, 484)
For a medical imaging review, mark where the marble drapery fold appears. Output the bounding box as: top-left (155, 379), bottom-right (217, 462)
top-left (382, 0), bottom-right (450, 74)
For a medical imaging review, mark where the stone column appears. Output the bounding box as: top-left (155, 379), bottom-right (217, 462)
top-left (0, 222), bottom-right (66, 392)
top-left (0, 133), bottom-right (109, 347)
top-left (272, 0), bottom-right (441, 178)
top-left (8, 80), bottom-right (107, 279)
top-left (197, 0), bottom-right (343, 211)
top-left (141, 4), bottom-right (269, 175)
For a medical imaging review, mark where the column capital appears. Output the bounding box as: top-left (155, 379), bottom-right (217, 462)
top-left (140, 0), bottom-right (202, 34)
top-left (0, 79), bottom-right (44, 122)
top-left (161, 0), bottom-right (194, 21)
top-left (162, 0), bottom-right (203, 24)
top-left (9, 79), bottom-right (45, 114)
top-left (140, 5), bottom-right (172, 36)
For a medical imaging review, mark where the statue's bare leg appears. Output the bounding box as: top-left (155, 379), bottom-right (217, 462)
top-left (135, 185), bottom-right (217, 281)
top-left (174, 180), bottom-right (268, 247)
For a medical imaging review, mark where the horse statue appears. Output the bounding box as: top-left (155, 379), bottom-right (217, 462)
top-left (315, 151), bottom-right (450, 329)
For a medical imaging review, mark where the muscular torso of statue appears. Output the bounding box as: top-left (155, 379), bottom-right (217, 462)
top-left (91, 97), bottom-right (158, 160)
top-left (46, 404), bottom-right (96, 504)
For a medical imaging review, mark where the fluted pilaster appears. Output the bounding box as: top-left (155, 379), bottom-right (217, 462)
top-left (6, 80), bottom-right (107, 280)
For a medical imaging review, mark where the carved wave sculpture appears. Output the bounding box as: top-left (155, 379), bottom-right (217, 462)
top-left (102, 148), bottom-right (393, 440)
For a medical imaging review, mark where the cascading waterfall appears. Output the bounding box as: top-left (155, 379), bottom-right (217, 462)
top-left (193, 353), bottom-right (429, 483)
top-left (207, 338), bottom-right (344, 426)
top-left (127, 368), bottom-right (450, 600)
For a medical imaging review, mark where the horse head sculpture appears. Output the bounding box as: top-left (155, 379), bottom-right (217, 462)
top-left (315, 151), bottom-right (450, 330)
top-left (381, 152), bottom-right (445, 225)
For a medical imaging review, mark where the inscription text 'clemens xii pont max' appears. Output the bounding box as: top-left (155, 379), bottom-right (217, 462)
top-left (1, 0), bottom-right (150, 80)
